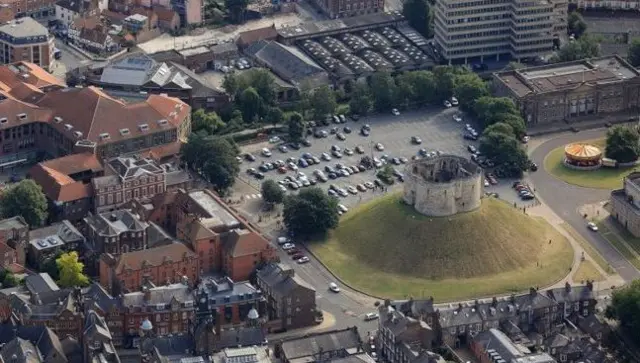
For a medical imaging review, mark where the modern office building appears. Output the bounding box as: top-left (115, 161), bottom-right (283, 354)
top-left (0, 18), bottom-right (54, 71)
top-left (433, 0), bottom-right (567, 64)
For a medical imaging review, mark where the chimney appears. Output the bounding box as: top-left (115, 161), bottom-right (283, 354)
top-left (565, 282), bottom-right (571, 293)
top-left (492, 297), bottom-right (498, 307)
top-left (143, 286), bottom-right (150, 302)
top-left (529, 287), bottom-right (537, 297)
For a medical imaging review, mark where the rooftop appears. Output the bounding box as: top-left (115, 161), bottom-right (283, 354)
top-left (494, 55), bottom-right (640, 97)
top-left (280, 327), bottom-right (361, 360)
top-left (188, 190), bottom-right (240, 230)
top-left (278, 11), bottom-right (405, 39)
top-left (29, 220), bottom-right (84, 251)
top-left (111, 242), bottom-right (196, 273)
top-left (197, 276), bottom-right (261, 305)
top-left (0, 17), bottom-right (48, 39)
top-left (0, 216), bottom-right (27, 231)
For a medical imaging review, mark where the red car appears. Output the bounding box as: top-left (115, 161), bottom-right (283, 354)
top-left (292, 253), bottom-right (304, 260)
top-left (287, 248), bottom-right (300, 255)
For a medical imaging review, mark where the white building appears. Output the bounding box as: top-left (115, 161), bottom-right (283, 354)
top-left (55, 0), bottom-right (106, 28)
top-left (433, 0), bottom-right (567, 64)
top-left (570, 0), bottom-right (640, 9)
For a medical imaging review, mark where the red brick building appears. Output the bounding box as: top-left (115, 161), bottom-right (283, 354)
top-left (99, 242), bottom-right (199, 294)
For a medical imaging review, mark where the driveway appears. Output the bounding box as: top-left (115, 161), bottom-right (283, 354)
top-left (527, 129), bottom-right (640, 282)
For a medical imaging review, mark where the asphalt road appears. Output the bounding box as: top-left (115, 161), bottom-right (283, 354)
top-left (528, 129), bottom-right (640, 282)
top-left (238, 107), bottom-right (475, 208)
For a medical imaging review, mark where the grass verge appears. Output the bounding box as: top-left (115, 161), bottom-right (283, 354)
top-left (597, 222), bottom-right (640, 270)
top-left (309, 194), bottom-right (573, 302)
top-left (560, 222), bottom-right (614, 274)
top-left (543, 138), bottom-right (640, 190)
top-left (573, 260), bottom-right (605, 283)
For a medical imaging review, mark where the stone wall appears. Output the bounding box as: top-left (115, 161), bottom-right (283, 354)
top-left (610, 191), bottom-right (640, 238)
top-left (403, 156), bottom-right (483, 217)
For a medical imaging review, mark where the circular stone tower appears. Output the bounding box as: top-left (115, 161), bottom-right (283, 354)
top-left (403, 155), bottom-right (483, 217)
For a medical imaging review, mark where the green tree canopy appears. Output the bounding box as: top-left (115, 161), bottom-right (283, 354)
top-left (628, 38), bottom-right (640, 67)
top-left (411, 71), bottom-right (438, 104)
top-left (453, 73), bottom-right (489, 110)
top-left (349, 83), bottom-right (372, 115)
top-left (403, 0), bottom-right (431, 38)
top-left (605, 126), bottom-right (640, 163)
top-left (261, 180), bottom-right (285, 205)
top-left (191, 109), bottom-right (225, 135)
top-left (222, 73), bottom-right (240, 98)
top-left (287, 112), bottom-right (306, 143)
top-left (433, 66), bottom-right (458, 100)
top-left (484, 122), bottom-right (514, 137)
top-left (239, 87), bottom-right (262, 123)
top-left (370, 72), bottom-right (397, 111)
top-left (310, 85), bottom-right (337, 120)
top-left (480, 130), bottom-right (529, 177)
top-left (554, 35), bottom-right (601, 62)
top-left (245, 69), bottom-right (277, 106)
top-left (264, 107), bottom-right (284, 126)
top-left (473, 96), bottom-right (524, 135)
top-left (606, 279), bottom-right (640, 344)
top-left (568, 11), bottom-right (587, 38)
top-left (56, 251), bottom-right (89, 288)
top-left (283, 187), bottom-right (339, 239)
top-left (182, 134), bottom-right (240, 193)
top-left (0, 179), bottom-right (47, 227)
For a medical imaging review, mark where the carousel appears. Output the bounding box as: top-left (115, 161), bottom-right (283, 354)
top-left (564, 143), bottom-right (603, 169)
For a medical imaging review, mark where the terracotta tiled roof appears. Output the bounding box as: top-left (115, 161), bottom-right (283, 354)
top-left (0, 62), bottom-right (66, 90)
top-left (153, 6), bottom-right (178, 23)
top-left (28, 153), bottom-right (100, 202)
top-left (113, 242), bottom-right (196, 273)
top-left (237, 25), bottom-right (278, 46)
top-left (35, 86), bottom-right (190, 145)
top-left (39, 153), bottom-right (103, 176)
top-left (9, 82), bottom-right (44, 102)
top-left (142, 141), bottom-right (182, 160)
top-left (223, 229), bottom-right (270, 257)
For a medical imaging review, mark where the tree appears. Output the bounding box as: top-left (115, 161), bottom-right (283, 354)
top-left (484, 122), bottom-right (514, 137)
top-left (283, 187), bottom-right (339, 239)
top-left (433, 66), bottom-right (457, 100)
top-left (225, 0), bottom-right (248, 23)
top-left (191, 109), bottom-right (225, 135)
top-left (403, 0), bottom-right (431, 38)
top-left (453, 73), bottom-right (488, 110)
top-left (606, 279), bottom-right (640, 344)
top-left (568, 11), bottom-right (587, 38)
top-left (0, 179), bottom-right (47, 227)
top-left (309, 85), bottom-right (337, 120)
top-left (239, 87), bottom-right (262, 123)
top-left (395, 73), bottom-right (416, 108)
top-left (2, 273), bottom-right (17, 288)
top-left (287, 112), bottom-right (306, 142)
top-left (605, 126), bottom-right (640, 163)
top-left (554, 35), bottom-right (600, 62)
top-left (56, 252), bottom-right (89, 288)
top-left (261, 180), bottom-right (285, 205)
top-left (411, 71), bottom-right (438, 104)
top-left (480, 130), bottom-right (529, 177)
top-left (41, 254), bottom-right (61, 280)
top-left (370, 72), bottom-right (397, 111)
top-left (222, 73), bottom-right (240, 98)
top-left (182, 134), bottom-right (240, 193)
top-left (264, 107), bottom-right (284, 126)
top-left (349, 83), bottom-right (372, 115)
top-left (245, 69), bottom-right (276, 106)
top-left (628, 38), bottom-right (640, 67)
top-left (495, 113), bottom-right (527, 139)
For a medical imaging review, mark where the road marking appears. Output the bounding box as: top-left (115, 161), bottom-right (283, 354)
top-left (245, 194), bottom-right (262, 199)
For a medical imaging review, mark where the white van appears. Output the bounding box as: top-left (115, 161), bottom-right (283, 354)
top-left (338, 204), bottom-right (348, 213)
top-left (329, 282), bottom-right (340, 293)
top-left (277, 237), bottom-right (288, 245)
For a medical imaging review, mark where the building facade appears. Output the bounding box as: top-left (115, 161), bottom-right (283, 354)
top-left (493, 56), bottom-right (640, 127)
top-left (0, 216), bottom-right (28, 267)
top-left (433, 0), bottom-right (566, 64)
top-left (0, 18), bottom-right (54, 71)
top-left (570, 0), bottom-right (640, 9)
top-left (312, 0), bottom-right (384, 19)
top-left (0, 0), bottom-right (55, 19)
top-left (610, 172), bottom-right (640, 237)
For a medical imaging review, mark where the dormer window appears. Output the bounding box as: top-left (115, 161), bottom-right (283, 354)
top-left (73, 131), bottom-right (83, 138)
top-left (16, 113), bottom-right (26, 120)
top-left (119, 128), bottom-right (130, 136)
top-left (54, 116), bottom-right (63, 123)
top-left (99, 133), bottom-right (110, 140)
top-left (138, 123), bottom-right (149, 131)
top-left (64, 124), bottom-right (73, 131)
top-left (0, 118), bottom-right (7, 124)
top-left (157, 119), bottom-right (168, 126)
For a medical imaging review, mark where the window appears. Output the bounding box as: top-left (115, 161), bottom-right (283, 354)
top-left (99, 196), bottom-right (105, 206)
top-left (156, 314), bottom-right (161, 322)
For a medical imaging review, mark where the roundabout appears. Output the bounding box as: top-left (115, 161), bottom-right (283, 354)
top-left (308, 193), bottom-right (573, 302)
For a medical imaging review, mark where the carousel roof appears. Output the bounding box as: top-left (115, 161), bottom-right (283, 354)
top-left (564, 143), bottom-right (603, 160)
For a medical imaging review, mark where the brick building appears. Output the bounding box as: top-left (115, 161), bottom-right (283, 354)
top-left (0, 0), bottom-right (55, 20)
top-left (0, 216), bottom-right (28, 267)
top-left (28, 153), bottom-right (104, 222)
top-left (0, 61), bottom-right (190, 170)
top-left (194, 276), bottom-right (265, 327)
top-left (175, 189), bottom-right (276, 281)
top-left (27, 220), bottom-right (85, 269)
top-left (611, 172), bottom-right (640, 237)
top-left (0, 18), bottom-right (54, 71)
top-left (99, 242), bottom-right (199, 294)
top-left (493, 56), bottom-right (640, 127)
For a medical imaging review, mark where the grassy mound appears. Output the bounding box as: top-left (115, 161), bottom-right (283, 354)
top-left (309, 194), bottom-right (573, 301)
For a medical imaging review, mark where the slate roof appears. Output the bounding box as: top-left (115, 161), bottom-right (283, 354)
top-left (122, 283), bottom-right (192, 308)
top-left (0, 323), bottom-right (66, 363)
top-left (100, 55), bottom-right (192, 90)
top-left (280, 327), bottom-right (361, 360)
top-left (24, 273), bottom-right (59, 295)
top-left (83, 282), bottom-right (121, 313)
top-left (257, 263), bottom-right (315, 297)
top-left (84, 209), bottom-right (148, 236)
top-left (546, 284), bottom-right (595, 304)
top-left (197, 276), bottom-right (260, 307)
top-left (217, 327), bottom-right (266, 350)
top-left (107, 156), bottom-right (163, 180)
top-left (246, 40), bottom-right (328, 88)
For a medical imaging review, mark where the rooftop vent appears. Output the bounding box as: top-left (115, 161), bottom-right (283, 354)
top-left (73, 131), bottom-right (83, 138)
top-left (138, 123), bottom-right (149, 131)
top-left (119, 128), bottom-right (130, 136)
top-left (16, 113), bottom-right (26, 120)
top-left (64, 124), bottom-right (73, 131)
top-left (54, 116), bottom-right (63, 123)
top-left (99, 133), bottom-right (110, 140)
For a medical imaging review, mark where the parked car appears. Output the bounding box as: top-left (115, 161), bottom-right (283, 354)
top-left (338, 204), bottom-right (348, 213)
top-left (355, 145), bottom-right (365, 154)
top-left (443, 100), bottom-right (452, 108)
top-left (261, 148), bottom-right (272, 157)
top-left (337, 132), bottom-right (346, 141)
top-left (375, 143), bottom-right (384, 151)
top-left (244, 153), bottom-right (256, 162)
top-left (587, 222), bottom-right (598, 231)
top-left (453, 114), bottom-right (462, 122)
top-left (297, 256), bottom-right (310, 264)
top-left (329, 282), bottom-right (340, 293)
top-left (277, 237), bottom-right (289, 245)
top-left (391, 108), bottom-right (400, 116)
top-left (450, 97), bottom-right (459, 106)
top-left (364, 313), bottom-right (379, 321)
top-left (411, 136), bottom-right (422, 144)
top-left (281, 243), bottom-right (295, 250)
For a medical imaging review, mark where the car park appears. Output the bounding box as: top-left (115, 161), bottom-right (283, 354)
top-left (361, 128), bottom-right (370, 137)
top-left (365, 182), bottom-right (374, 189)
top-left (344, 126), bottom-right (352, 134)
top-left (278, 145), bottom-right (288, 153)
top-left (337, 132), bottom-right (346, 141)
top-left (330, 127), bottom-right (338, 135)
top-left (337, 188), bottom-right (349, 197)
top-left (288, 142), bottom-right (301, 150)
top-left (355, 145), bottom-right (365, 154)
top-left (344, 148), bottom-right (354, 156)
top-left (357, 184), bottom-right (367, 192)
top-left (254, 172), bottom-right (265, 179)
top-left (301, 139), bottom-right (312, 147)
top-left (244, 153), bottom-right (256, 162)
top-left (321, 152), bottom-right (332, 161)
top-left (332, 150), bottom-right (343, 158)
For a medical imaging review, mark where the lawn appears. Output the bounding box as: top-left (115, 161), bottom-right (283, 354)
top-left (543, 138), bottom-right (640, 190)
top-left (573, 260), bottom-right (605, 283)
top-left (597, 221), bottom-right (640, 270)
top-left (560, 222), bottom-right (614, 274)
top-left (308, 194), bottom-right (573, 302)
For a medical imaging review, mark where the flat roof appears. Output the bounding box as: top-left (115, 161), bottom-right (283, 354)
top-left (178, 46), bottom-right (211, 57)
top-left (189, 190), bottom-right (240, 229)
top-left (494, 56), bottom-right (640, 98)
top-left (0, 17), bottom-right (48, 39)
top-left (278, 11), bottom-right (405, 39)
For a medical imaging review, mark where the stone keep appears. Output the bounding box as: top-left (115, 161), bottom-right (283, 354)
top-left (403, 155), bottom-right (483, 217)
